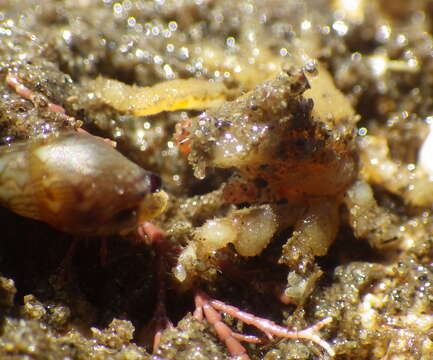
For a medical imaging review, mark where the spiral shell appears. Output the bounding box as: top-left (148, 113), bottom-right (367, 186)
top-left (0, 131), bottom-right (166, 236)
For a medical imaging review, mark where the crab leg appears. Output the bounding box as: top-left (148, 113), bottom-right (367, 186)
top-left (6, 73), bottom-right (118, 147)
top-left (137, 222), bottom-right (335, 358)
top-left (194, 290), bottom-right (335, 358)
top-left (194, 291), bottom-right (252, 360)
top-left (136, 222), bottom-right (175, 351)
top-left (6, 73), bottom-right (74, 117)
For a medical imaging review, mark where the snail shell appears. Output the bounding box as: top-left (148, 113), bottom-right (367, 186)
top-left (0, 131), bottom-right (166, 236)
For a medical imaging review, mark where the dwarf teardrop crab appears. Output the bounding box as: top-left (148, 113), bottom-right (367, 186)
top-left (3, 64), bottom-right (357, 359)
top-left (173, 66), bottom-right (358, 265)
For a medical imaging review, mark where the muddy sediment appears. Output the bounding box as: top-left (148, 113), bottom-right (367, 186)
top-left (0, 1), bottom-right (432, 359)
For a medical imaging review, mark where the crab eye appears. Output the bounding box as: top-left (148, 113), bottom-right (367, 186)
top-left (149, 174), bottom-right (161, 193)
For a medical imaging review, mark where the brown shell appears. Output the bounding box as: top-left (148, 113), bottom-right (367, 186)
top-left (0, 131), bottom-right (163, 236)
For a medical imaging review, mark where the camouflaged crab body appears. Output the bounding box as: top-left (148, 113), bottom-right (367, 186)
top-left (186, 69), bottom-right (358, 204)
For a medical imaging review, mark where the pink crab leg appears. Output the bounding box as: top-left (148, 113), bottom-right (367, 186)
top-left (137, 221), bottom-right (165, 246)
top-left (150, 258), bottom-right (174, 352)
top-left (6, 73), bottom-right (117, 147)
top-left (211, 300), bottom-right (335, 356)
top-left (195, 290), bottom-right (335, 358)
top-left (77, 128), bottom-right (117, 147)
top-left (6, 74), bottom-right (34, 102)
top-left (6, 73), bottom-right (71, 115)
top-left (195, 291), bottom-right (251, 360)
top-left (194, 294), bottom-right (263, 345)
top-left (230, 332), bottom-right (263, 344)
top-left (136, 221), bottom-right (175, 351)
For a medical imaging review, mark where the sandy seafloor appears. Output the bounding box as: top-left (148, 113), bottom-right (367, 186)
top-left (0, 1), bottom-right (432, 359)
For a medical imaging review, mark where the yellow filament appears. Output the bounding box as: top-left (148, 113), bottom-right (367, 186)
top-left (90, 76), bottom-right (233, 116)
